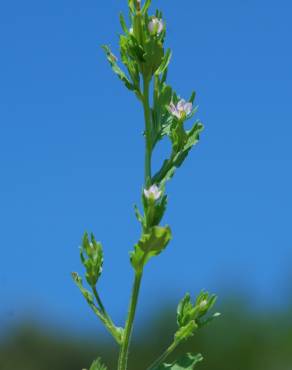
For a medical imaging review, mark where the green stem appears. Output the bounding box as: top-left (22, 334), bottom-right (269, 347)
top-left (92, 286), bottom-right (121, 341)
top-left (83, 292), bottom-right (122, 345)
top-left (92, 286), bottom-right (107, 316)
top-left (143, 76), bottom-right (152, 186)
top-left (147, 341), bottom-right (179, 370)
top-left (117, 272), bottom-right (143, 370)
top-left (117, 70), bottom-right (153, 370)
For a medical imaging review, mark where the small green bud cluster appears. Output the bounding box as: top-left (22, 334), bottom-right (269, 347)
top-left (72, 233), bottom-right (123, 347)
top-left (80, 233), bottom-right (103, 287)
top-left (175, 291), bottom-right (220, 343)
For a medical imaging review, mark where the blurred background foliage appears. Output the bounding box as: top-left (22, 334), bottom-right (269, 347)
top-left (1, 297), bottom-right (291, 370)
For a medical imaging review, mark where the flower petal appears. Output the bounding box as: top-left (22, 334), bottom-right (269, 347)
top-left (157, 20), bottom-right (164, 34)
top-left (177, 99), bottom-right (186, 112)
top-left (184, 102), bottom-right (193, 115)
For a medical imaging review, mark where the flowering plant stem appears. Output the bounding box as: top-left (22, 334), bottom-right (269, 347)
top-left (117, 272), bottom-right (143, 370)
top-left (72, 1), bottom-right (220, 369)
top-left (118, 72), bottom-right (152, 370)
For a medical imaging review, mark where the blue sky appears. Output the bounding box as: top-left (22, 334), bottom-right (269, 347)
top-left (0, 0), bottom-right (292, 333)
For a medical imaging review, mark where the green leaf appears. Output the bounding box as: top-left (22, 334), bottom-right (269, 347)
top-left (177, 293), bottom-right (193, 327)
top-left (198, 312), bottom-right (221, 327)
top-left (130, 226), bottom-right (172, 271)
top-left (138, 225), bottom-right (172, 253)
top-left (152, 195), bottom-right (168, 226)
top-left (189, 91), bottom-right (196, 104)
top-left (119, 13), bottom-right (129, 34)
top-left (134, 204), bottom-right (145, 226)
top-left (185, 122), bottom-right (204, 150)
top-left (159, 85), bottom-right (172, 109)
top-left (129, 35), bottom-right (146, 62)
top-left (153, 353), bottom-right (203, 370)
top-left (102, 45), bottom-right (135, 91)
top-left (152, 122), bottom-right (204, 185)
top-left (142, 0), bottom-right (152, 14)
top-left (155, 49), bottom-right (172, 76)
top-left (143, 38), bottom-right (164, 77)
top-left (130, 244), bottom-right (145, 272)
top-left (119, 35), bottom-right (141, 92)
top-left (128, 0), bottom-right (135, 14)
top-left (89, 357), bottom-right (107, 370)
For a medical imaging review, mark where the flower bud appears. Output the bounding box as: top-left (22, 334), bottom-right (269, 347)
top-left (199, 299), bottom-right (208, 310)
top-left (80, 233), bottom-right (103, 287)
top-left (144, 184), bottom-right (162, 201)
top-left (148, 17), bottom-right (164, 35)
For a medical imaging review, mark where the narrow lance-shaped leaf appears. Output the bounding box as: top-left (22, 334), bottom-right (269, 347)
top-left (177, 293), bottom-right (193, 327)
top-left (189, 91), bottom-right (196, 104)
top-left (142, 0), bottom-right (152, 14)
top-left (152, 122), bottom-right (204, 185)
top-left (134, 204), bottom-right (145, 226)
top-left (119, 12), bottom-right (129, 34)
top-left (102, 45), bottom-right (135, 91)
top-left (128, 0), bottom-right (135, 14)
top-left (155, 49), bottom-right (172, 76)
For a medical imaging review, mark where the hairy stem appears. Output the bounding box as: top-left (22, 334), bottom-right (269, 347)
top-left (117, 272), bottom-right (143, 370)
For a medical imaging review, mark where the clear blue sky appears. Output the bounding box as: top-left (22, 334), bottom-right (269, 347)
top-left (0, 0), bottom-right (292, 333)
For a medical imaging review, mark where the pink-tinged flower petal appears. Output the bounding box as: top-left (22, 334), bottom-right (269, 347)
top-left (148, 20), bottom-right (155, 33)
top-left (184, 102), bottom-right (193, 115)
top-left (148, 17), bottom-right (164, 35)
top-left (157, 20), bottom-right (164, 34)
top-left (143, 188), bottom-right (150, 198)
top-left (168, 102), bottom-right (179, 119)
top-left (177, 99), bottom-right (187, 112)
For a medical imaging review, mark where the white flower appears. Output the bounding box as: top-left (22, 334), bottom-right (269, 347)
top-left (148, 17), bottom-right (164, 35)
top-left (169, 99), bottom-right (192, 120)
top-left (144, 184), bottom-right (162, 200)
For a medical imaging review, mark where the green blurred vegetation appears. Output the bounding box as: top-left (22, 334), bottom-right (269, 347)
top-left (0, 300), bottom-right (291, 370)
